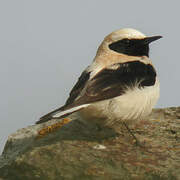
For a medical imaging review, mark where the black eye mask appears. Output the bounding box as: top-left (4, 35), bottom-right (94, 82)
top-left (109, 38), bottom-right (150, 57)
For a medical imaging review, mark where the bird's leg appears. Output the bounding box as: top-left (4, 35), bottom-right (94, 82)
top-left (37, 118), bottom-right (71, 138)
top-left (122, 122), bottom-right (142, 147)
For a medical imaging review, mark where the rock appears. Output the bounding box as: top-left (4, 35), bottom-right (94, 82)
top-left (0, 107), bottom-right (180, 180)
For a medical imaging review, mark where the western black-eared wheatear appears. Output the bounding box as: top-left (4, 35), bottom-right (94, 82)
top-left (36, 28), bottom-right (162, 131)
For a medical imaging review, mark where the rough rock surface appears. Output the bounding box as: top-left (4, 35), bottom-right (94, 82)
top-left (0, 107), bottom-right (180, 180)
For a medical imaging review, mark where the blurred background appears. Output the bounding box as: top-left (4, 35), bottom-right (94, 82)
top-left (0, 0), bottom-right (179, 153)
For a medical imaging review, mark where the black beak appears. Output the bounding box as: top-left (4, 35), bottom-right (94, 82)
top-left (143, 36), bottom-right (162, 44)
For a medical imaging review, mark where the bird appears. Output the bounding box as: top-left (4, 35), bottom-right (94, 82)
top-left (36, 28), bottom-right (162, 130)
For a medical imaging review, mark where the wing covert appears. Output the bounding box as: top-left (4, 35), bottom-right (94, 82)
top-left (65, 70), bottom-right (90, 106)
top-left (75, 61), bottom-right (156, 104)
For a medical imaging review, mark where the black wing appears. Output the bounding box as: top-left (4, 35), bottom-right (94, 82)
top-left (64, 70), bottom-right (90, 106)
top-left (69, 61), bottom-right (156, 106)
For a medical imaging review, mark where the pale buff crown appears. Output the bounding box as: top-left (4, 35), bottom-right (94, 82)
top-left (106, 28), bottom-right (146, 42)
top-left (96, 28), bottom-right (146, 55)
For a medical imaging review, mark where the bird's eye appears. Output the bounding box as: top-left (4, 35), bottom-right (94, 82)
top-left (123, 39), bottom-right (130, 44)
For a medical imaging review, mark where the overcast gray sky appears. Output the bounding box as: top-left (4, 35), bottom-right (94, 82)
top-left (0, 0), bottom-right (179, 153)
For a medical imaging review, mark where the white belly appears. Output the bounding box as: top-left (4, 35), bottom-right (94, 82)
top-left (79, 80), bottom-right (160, 126)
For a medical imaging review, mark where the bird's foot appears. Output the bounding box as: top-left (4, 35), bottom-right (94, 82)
top-left (123, 122), bottom-right (145, 148)
top-left (37, 118), bottom-right (71, 138)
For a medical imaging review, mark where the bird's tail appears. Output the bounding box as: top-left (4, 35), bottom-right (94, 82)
top-left (36, 104), bottom-right (90, 124)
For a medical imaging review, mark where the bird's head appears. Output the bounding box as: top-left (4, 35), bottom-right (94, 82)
top-left (97, 28), bottom-right (162, 57)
